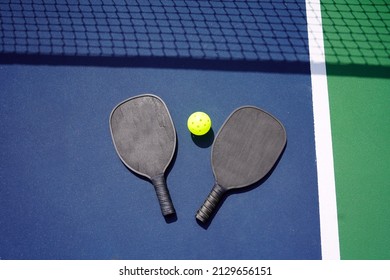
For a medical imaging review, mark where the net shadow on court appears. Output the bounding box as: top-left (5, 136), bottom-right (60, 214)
top-left (1, 0), bottom-right (388, 77)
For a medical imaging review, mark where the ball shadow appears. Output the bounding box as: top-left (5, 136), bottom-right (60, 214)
top-left (191, 128), bottom-right (215, 148)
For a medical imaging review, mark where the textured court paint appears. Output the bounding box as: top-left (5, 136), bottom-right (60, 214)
top-left (0, 65), bottom-right (321, 260)
top-left (321, 0), bottom-right (390, 259)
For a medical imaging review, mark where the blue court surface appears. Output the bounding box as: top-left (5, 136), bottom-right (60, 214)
top-left (0, 0), bottom-right (321, 259)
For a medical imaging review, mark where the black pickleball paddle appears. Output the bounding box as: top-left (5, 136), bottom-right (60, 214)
top-left (110, 94), bottom-right (176, 217)
top-left (196, 106), bottom-right (287, 224)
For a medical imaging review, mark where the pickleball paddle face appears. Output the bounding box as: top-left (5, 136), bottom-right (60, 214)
top-left (196, 106), bottom-right (287, 224)
top-left (110, 94), bottom-right (176, 217)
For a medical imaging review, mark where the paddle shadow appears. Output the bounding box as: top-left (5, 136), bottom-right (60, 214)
top-left (118, 135), bottom-right (179, 224)
top-left (197, 142), bottom-right (287, 230)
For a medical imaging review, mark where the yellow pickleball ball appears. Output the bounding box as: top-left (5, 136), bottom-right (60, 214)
top-left (187, 112), bottom-right (212, 136)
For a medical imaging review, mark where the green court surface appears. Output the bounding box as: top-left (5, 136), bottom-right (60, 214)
top-left (321, 0), bottom-right (390, 259)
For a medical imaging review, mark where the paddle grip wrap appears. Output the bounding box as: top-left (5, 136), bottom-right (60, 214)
top-left (196, 183), bottom-right (224, 224)
top-left (151, 174), bottom-right (176, 217)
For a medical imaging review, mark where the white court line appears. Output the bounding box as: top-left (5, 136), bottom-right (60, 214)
top-left (305, 0), bottom-right (340, 260)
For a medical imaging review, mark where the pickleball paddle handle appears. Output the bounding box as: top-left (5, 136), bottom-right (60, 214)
top-left (151, 174), bottom-right (176, 217)
top-left (196, 183), bottom-right (225, 224)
